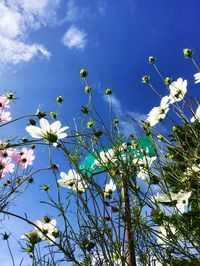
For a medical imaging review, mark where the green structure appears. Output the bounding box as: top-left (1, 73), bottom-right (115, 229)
top-left (79, 136), bottom-right (155, 177)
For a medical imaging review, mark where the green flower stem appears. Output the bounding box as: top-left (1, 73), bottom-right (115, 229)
top-left (191, 58), bottom-right (200, 72)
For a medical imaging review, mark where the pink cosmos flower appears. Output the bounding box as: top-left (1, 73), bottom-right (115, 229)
top-left (0, 157), bottom-right (15, 178)
top-left (0, 95), bottom-right (10, 109)
top-left (12, 148), bottom-right (35, 169)
top-left (0, 110), bottom-right (12, 123)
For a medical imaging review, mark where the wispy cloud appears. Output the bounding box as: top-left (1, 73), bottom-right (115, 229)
top-left (62, 25), bottom-right (87, 50)
top-left (0, 0), bottom-right (61, 64)
top-left (65, 0), bottom-right (84, 22)
top-left (103, 94), bottom-right (147, 135)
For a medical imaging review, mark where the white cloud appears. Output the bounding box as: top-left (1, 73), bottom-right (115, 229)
top-left (103, 94), bottom-right (123, 116)
top-left (103, 94), bottom-right (146, 135)
top-left (62, 25), bottom-right (87, 50)
top-left (65, 0), bottom-right (81, 22)
top-left (0, 37), bottom-right (51, 64)
top-left (0, 0), bottom-right (61, 64)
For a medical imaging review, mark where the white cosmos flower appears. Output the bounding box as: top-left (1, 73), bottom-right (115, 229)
top-left (157, 223), bottom-right (176, 245)
top-left (146, 96), bottom-right (170, 127)
top-left (133, 156), bottom-right (157, 180)
top-left (34, 218), bottom-right (58, 243)
top-left (190, 105), bottom-right (200, 123)
top-left (94, 149), bottom-right (116, 167)
top-left (26, 118), bottom-right (68, 143)
top-left (104, 179), bottom-right (116, 198)
top-left (169, 78), bottom-right (187, 103)
top-left (58, 169), bottom-right (87, 193)
top-left (154, 191), bottom-right (192, 213)
top-left (194, 72), bottom-right (200, 84)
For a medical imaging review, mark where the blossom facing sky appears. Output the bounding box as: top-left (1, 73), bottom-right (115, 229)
top-left (157, 223), bottom-right (176, 246)
top-left (194, 72), bottom-right (200, 84)
top-left (12, 148), bottom-right (35, 169)
top-left (190, 105), bottom-right (200, 122)
top-left (169, 78), bottom-right (187, 103)
top-left (94, 149), bottom-right (116, 167)
top-left (104, 179), bottom-right (116, 198)
top-left (26, 118), bottom-right (68, 144)
top-left (58, 169), bottom-right (87, 193)
top-left (154, 191), bottom-right (192, 213)
top-left (133, 156), bottom-right (157, 180)
top-left (146, 95), bottom-right (170, 127)
top-left (0, 157), bottom-right (15, 178)
top-left (33, 218), bottom-right (58, 243)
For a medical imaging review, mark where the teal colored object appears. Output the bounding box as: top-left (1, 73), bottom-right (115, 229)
top-left (79, 136), bottom-right (155, 177)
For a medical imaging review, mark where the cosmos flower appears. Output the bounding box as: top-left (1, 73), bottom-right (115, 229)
top-left (26, 118), bottom-right (68, 144)
top-left (194, 72), bottom-right (200, 84)
top-left (58, 169), bottom-right (87, 193)
top-left (157, 223), bottom-right (176, 245)
top-left (94, 149), bottom-right (116, 167)
top-left (33, 217), bottom-right (58, 243)
top-left (169, 78), bottom-right (187, 103)
top-left (0, 95), bottom-right (11, 109)
top-left (146, 96), bottom-right (170, 127)
top-left (190, 105), bottom-right (200, 123)
top-left (21, 231), bottom-right (42, 244)
top-left (12, 148), bottom-right (35, 169)
top-left (104, 179), bottom-right (116, 198)
top-left (154, 191), bottom-right (192, 213)
top-left (0, 157), bottom-right (15, 178)
top-left (133, 156), bottom-right (157, 180)
top-left (0, 110), bottom-right (12, 123)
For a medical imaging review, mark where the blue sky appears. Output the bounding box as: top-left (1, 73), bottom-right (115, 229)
top-left (1, 0), bottom-right (200, 265)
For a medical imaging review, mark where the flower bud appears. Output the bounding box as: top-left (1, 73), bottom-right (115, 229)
top-left (31, 144), bottom-right (36, 149)
top-left (6, 92), bottom-right (15, 100)
top-left (164, 77), bottom-right (172, 85)
top-left (81, 106), bottom-right (89, 114)
top-left (28, 177), bottom-right (34, 184)
top-left (94, 130), bottom-right (103, 138)
top-left (85, 85), bottom-right (91, 94)
top-left (105, 88), bottom-right (112, 95)
top-left (2, 232), bottom-right (9, 240)
top-left (80, 68), bottom-right (88, 78)
top-left (51, 163), bottom-right (59, 170)
top-left (26, 244), bottom-right (34, 253)
top-left (183, 48), bottom-right (193, 58)
top-left (52, 231), bottom-right (59, 238)
top-left (149, 56), bottom-right (156, 64)
top-left (142, 75), bottom-right (150, 83)
top-left (56, 96), bottom-right (64, 104)
top-left (50, 112), bottom-right (56, 119)
top-left (113, 119), bottom-right (119, 124)
top-left (42, 184), bottom-right (50, 191)
top-left (166, 153), bottom-right (174, 159)
top-left (172, 125), bottom-right (178, 132)
top-left (87, 120), bottom-right (94, 128)
top-left (28, 119), bottom-right (36, 126)
top-left (36, 111), bottom-right (46, 119)
top-left (157, 135), bottom-right (164, 141)
top-left (42, 216), bottom-right (51, 223)
top-left (111, 206), bottom-right (119, 213)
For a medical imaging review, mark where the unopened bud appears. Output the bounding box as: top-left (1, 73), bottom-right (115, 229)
top-left (105, 88), bottom-right (112, 95)
top-left (183, 48), bottom-right (193, 58)
top-left (164, 77), bottom-right (172, 85)
top-left (149, 56), bottom-right (156, 64)
top-left (142, 75), bottom-right (150, 83)
top-left (56, 96), bottom-right (64, 104)
top-left (85, 86), bottom-right (91, 94)
top-left (80, 68), bottom-right (88, 78)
